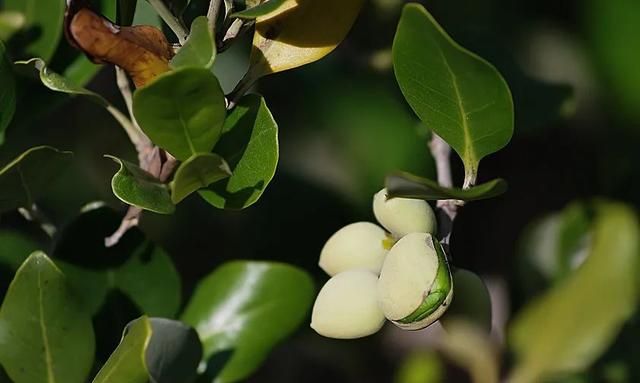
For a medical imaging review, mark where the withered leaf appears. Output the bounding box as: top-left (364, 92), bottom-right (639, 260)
top-left (65, 3), bottom-right (173, 87)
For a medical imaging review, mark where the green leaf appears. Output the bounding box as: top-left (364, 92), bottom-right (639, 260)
top-left (0, 146), bottom-right (73, 213)
top-left (92, 316), bottom-right (151, 383)
top-left (231, 0), bottom-right (293, 19)
top-left (107, 156), bottom-right (175, 215)
top-left (393, 4), bottom-right (513, 182)
top-left (93, 316), bottom-right (202, 383)
top-left (440, 269), bottom-right (492, 333)
top-left (171, 16), bottom-right (216, 69)
top-left (4, 0), bottom-right (65, 61)
top-left (0, 252), bottom-right (95, 383)
top-left (0, 41), bottom-right (15, 145)
top-left (509, 202), bottom-right (640, 383)
top-left (133, 68), bottom-right (226, 161)
top-left (171, 153), bottom-right (231, 204)
top-left (199, 95), bottom-right (278, 210)
top-left (395, 351), bottom-right (443, 383)
top-left (181, 261), bottom-right (314, 383)
top-left (385, 171), bottom-right (507, 201)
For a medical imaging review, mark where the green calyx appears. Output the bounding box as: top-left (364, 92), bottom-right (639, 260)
top-left (398, 237), bottom-right (452, 324)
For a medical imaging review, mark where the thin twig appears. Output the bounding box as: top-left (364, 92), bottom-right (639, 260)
top-left (207, 0), bottom-right (223, 34)
top-left (429, 133), bottom-right (463, 247)
top-left (146, 0), bottom-right (188, 44)
top-left (19, 204), bottom-right (56, 237)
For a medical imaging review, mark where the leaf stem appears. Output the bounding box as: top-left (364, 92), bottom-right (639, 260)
top-left (207, 0), bottom-right (223, 35)
top-left (429, 133), bottom-right (463, 247)
top-left (146, 0), bottom-right (188, 44)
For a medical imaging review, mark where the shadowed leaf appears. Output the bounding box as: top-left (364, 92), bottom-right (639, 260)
top-left (385, 171), bottom-right (507, 201)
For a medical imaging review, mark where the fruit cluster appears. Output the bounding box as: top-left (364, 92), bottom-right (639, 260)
top-left (311, 189), bottom-right (453, 339)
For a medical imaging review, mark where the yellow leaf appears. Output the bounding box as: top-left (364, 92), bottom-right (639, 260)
top-left (250, 0), bottom-right (364, 77)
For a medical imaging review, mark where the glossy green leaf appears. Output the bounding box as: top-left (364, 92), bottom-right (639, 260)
top-left (133, 68), bottom-right (226, 160)
top-left (171, 16), bottom-right (216, 69)
top-left (0, 11), bottom-right (26, 41)
top-left (393, 4), bottom-right (513, 181)
top-left (509, 202), bottom-right (640, 383)
top-left (0, 252), bottom-right (95, 383)
top-left (0, 41), bottom-right (15, 145)
top-left (171, 153), bottom-right (231, 203)
top-left (93, 316), bottom-right (202, 383)
top-left (4, 0), bottom-right (65, 61)
top-left (385, 171), bottom-right (507, 201)
top-left (0, 146), bottom-right (73, 213)
top-left (231, 0), bottom-right (294, 19)
top-left (107, 156), bottom-right (175, 215)
top-left (92, 316), bottom-right (151, 383)
top-left (440, 269), bottom-right (492, 333)
top-left (199, 95), bottom-right (278, 210)
top-left (585, 0), bottom-right (640, 122)
top-left (181, 261), bottom-right (315, 383)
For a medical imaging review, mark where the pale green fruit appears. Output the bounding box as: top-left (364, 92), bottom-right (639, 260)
top-left (377, 233), bottom-right (453, 330)
top-left (373, 188), bottom-right (437, 238)
top-left (319, 222), bottom-right (391, 276)
top-left (311, 270), bottom-right (386, 339)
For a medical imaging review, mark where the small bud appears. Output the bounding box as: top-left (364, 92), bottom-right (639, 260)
top-left (311, 270), bottom-right (386, 339)
top-left (377, 233), bottom-right (452, 330)
top-left (319, 222), bottom-right (391, 276)
top-left (373, 188), bottom-right (437, 238)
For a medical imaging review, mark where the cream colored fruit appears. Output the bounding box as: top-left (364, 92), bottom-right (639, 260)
top-left (311, 270), bottom-right (386, 339)
top-left (319, 222), bottom-right (389, 276)
top-left (373, 188), bottom-right (437, 238)
top-left (377, 233), bottom-right (453, 330)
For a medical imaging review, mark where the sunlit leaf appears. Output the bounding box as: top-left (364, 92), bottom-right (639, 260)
top-left (249, 0), bottom-right (364, 77)
top-left (65, 6), bottom-right (173, 87)
top-left (181, 261), bottom-right (314, 383)
top-left (0, 252), bottom-right (95, 383)
top-left (171, 153), bottom-right (231, 204)
top-left (510, 202), bottom-right (640, 383)
top-left (93, 316), bottom-right (202, 383)
top-left (4, 0), bottom-right (65, 61)
top-left (107, 156), bottom-right (175, 214)
top-left (231, 0), bottom-right (296, 20)
top-left (133, 68), bottom-right (226, 160)
top-left (171, 16), bottom-right (216, 69)
top-left (0, 146), bottom-right (73, 213)
top-left (0, 41), bottom-right (15, 145)
top-left (199, 95), bottom-right (278, 210)
top-left (393, 4), bottom-right (513, 182)
top-left (385, 171), bottom-right (507, 201)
